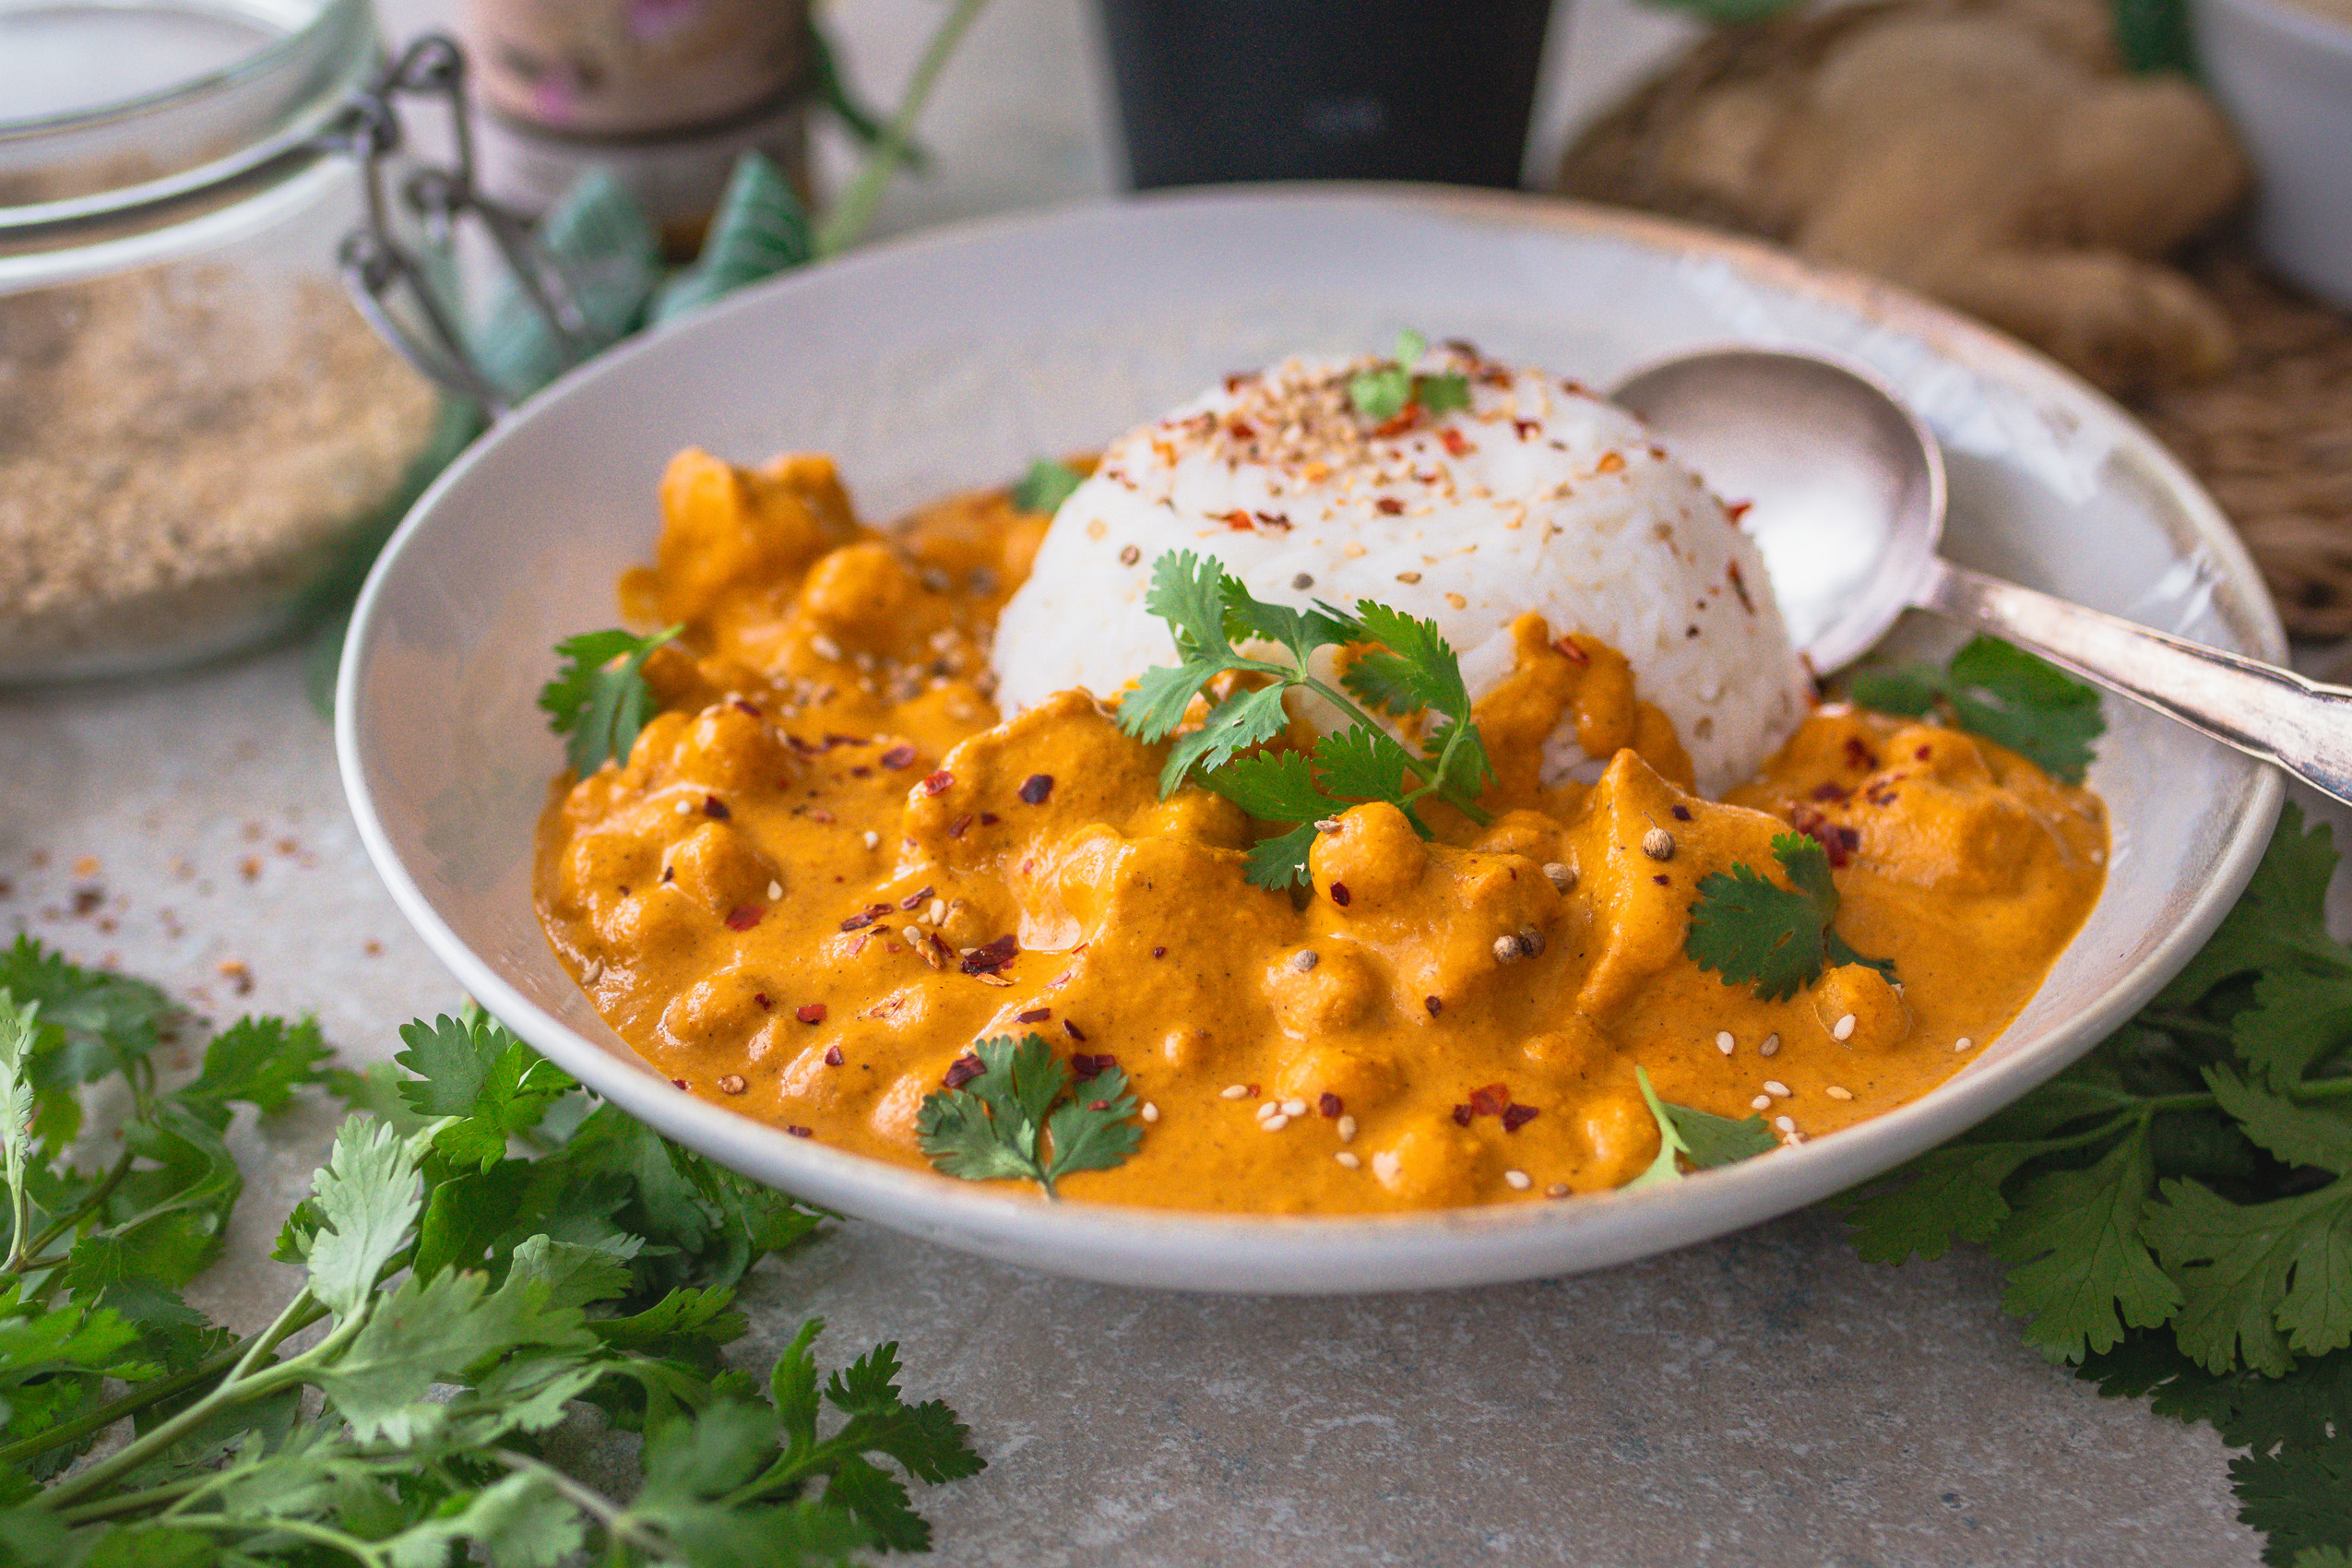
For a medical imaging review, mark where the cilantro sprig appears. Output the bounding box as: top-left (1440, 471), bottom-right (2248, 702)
top-left (1117, 550), bottom-right (1495, 889)
top-left (915, 1034), bottom-right (1140, 1199)
top-left (1626, 1065), bottom-right (1778, 1188)
top-left (1835, 804), bottom-right (2352, 1562)
top-left (1848, 635), bottom-right (2105, 783)
top-left (1686, 832), bottom-right (1893, 1002)
top-left (1348, 329), bottom-right (1473, 424)
top-left (1010, 457), bottom-right (1085, 514)
top-left (0, 941), bottom-right (983, 1564)
top-left (540, 624), bottom-right (683, 776)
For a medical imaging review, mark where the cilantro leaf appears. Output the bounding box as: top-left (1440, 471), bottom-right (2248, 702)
top-left (394, 1013), bottom-right (578, 1171)
top-left (1687, 833), bottom-right (1892, 1002)
top-left (1626, 1065), bottom-right (1777, 1187)
top-left (2166, 803), bottom-right (2344, 1008)
top-left (2233, 1443), bottom-right (2352, 1566)
top-left (1345, 330), bottom-right (1470, 423)
top-left (1010, 457), bottom-right (1084, 514)
top-left (2148, 1177), bottom-right (2352, 1375)
top-left (915, 1034), bottom-right (1141, 1197)
top-left (1989, 1120), bottom-right (2181, 1361)
top-left (539, 624), bottom-right (683, 776)
top-left (1848, 635), bottom-right (2104, 782)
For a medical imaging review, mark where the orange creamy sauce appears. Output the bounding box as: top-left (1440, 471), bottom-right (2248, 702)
top-left (535, 448), bottom-right (2108, 1213)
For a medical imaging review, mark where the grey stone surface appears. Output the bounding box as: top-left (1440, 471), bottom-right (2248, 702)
top-left (1, 639), bottom-right (2265, 1567)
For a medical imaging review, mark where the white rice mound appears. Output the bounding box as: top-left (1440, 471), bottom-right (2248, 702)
top-left (990, 345), bottom-right (1812, 799)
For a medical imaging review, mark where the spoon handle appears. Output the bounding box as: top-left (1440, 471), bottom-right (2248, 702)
top-left (1920, 560), bottom-right (2352, 804)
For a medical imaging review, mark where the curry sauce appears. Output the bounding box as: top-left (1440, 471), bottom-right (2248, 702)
top-left (534, 448), bottom-right (2108, 1213)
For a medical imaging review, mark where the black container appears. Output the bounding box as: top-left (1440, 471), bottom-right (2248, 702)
top-left (1097, 0), bottom-right (1556, 190)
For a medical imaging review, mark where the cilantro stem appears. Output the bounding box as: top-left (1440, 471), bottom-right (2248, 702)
top-left (55, 1474), bottom-right (214, 1526)
top-left (490, 1450), bottom-right (671, 1559)
top-left (1287, 671), bottom-right (1492, 826)
top-left (149, 1513), bottom-right (391, 1566)
top-left (2066, 1073), bottom-right (2352, 1116)
top-left (813, 0), bottom-right (990, 258)
top-left (12, 1140), bottom-right (137, 1276)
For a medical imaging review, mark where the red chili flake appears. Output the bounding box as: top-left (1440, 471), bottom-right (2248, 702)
top-left (1221, 509), bottom-right (1255, 531)
top-left (850, 766), bottom-right (872, 778)
top-left (1019, 774), bottom-right (1053, 804)
top-left (960, 933), bottom-right (1019, 976)
top-left (787, 1125), bottom-right (813, 1138)
top-left (1670, 805), bottom-right (1692, 822)
top-left (1246, 1083), bottom-right (1261, 1099)
top-left (1082, 1098), bottom-right (1108, 1112)
top-left (1685, 624), bottom-right (1700, 639)
top-left (823, 733), bottom-right (861, 749)
top-left (1810, 781), bottom-right (1851, 803)
top-left (1229, 420), bottom-right (1255, 440)
top-left (1424, 995), bottom-right (1443, 1016)
top-left (1870, 790), bottom-right (1899, 808)
top-left (839, 910), bottom-right (876, 932)
top-left (1844, 737), bottom-right (1881, 772)
top-left (1253, 511), bottom-right (1292, 532)
top-left (1468, 1083), bottom-right (1511, 1118)
top-left (805, 809), bottom-right (835, 825)
top-left (1553, 636), bottom-right (1589, 666)
top-left (948, 814), bottom-right (974, 840)
top-left (944, 1053), bottom-right (985, 1089)
top-left (1439, 428), bottom-right (1474, 458)
top-left (1329, 882), bottom-right (1352, 907)
top-left (1725, 500), bottom-right (1753, 523)
top-left (1727, 560), bottom-right (1755, 613)
top-left (660, 866), bottom-right (675, 884)
top-left (1374, 497), bottom-right (1405, 515)
top-left (1063, 1018), bottom-right (1087, 1042)
top-left (881, 743), bottom-right (918, 770)
top-left (1503, 1104), bottom-right (1539, 1133)
top-left (1225, 371), bottom-right (1258, 393)
top-left (980, 812), bottom-right (1000, 827)
top-left (673, 1077), bottom-right (689, 1090)
top-left (1373, 406), bottom-right (1420, 439)
top-left (753, 992), bottom-right (771, 1010)
top-left (1318, 1093), bottom-right (1343, 1119)
top-left (786, 733), bottom-right (821, 754)
top-left (1071, 1052), bottom-right (1118, 1082)
top-left (1513, 419), bottom-right (1539, 440)
top-left (795, 1004), bottom-right (826, 1024)
top-left (1835, 826), bottom-right (1861, 856)
top-left (1016, 1007), bottom-right (1051, 1024)
top-left (1596, 450), bottom-right (1627, 474)
top-left (1151, 946), bottom-right (1167, 959)
top-left (899, 885), bottom-right (934, 909)
top-left (731, 698), bottom-right (762, 717)
top-left (1652, 874), bottom-right (1669, 885)
top-left (1451, 1104), bottom-right (1473, 1127)
top-left (921, 769), bottom-right (955, 797)
top-left (1916, 744), bottom-right (1933, 761)
top-left (724, 905), bottom-right (764, 932)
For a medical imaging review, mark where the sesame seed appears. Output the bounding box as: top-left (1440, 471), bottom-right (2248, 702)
top-left (1833, 1013), bottom-right (1858, 1041)
top-left (1715, 1030), bottom-right (1735, 1055)
top-left (674, 799), bottom-right (692, 814)
top-left (1281, 1098), bottom-right (1308, 1117)
top-left (1774, 1115), bottom-right (1797, 1134)
top-left (1542, 861), bottom-right (1576, 891)
top-left (1336, 1114), bottom-right (1358, 1143)
top-left (1504, 1170), bottom-right (1532, 1191)
top-left (927, 898), bottom-right (947, 924)
top-left (1642, 827), bottom-right (1675, 861)
top-left (1955, 1037), bottom-right (1975, 1052)
top-left (1786, 1130), bottom-right (1808, 1144)
top-left (718, 1074), bottom-right (746, 1095)
top-left (810, 633), bottom-right (843, 661)
top-left (1751, 1094), bottom-right (1772, 1111)
top-left (1760, 1033), bottom-right (1781, 1057)
top-left (1335, 1151), bottom-right (1361, 1170)
top-left (1221, 1084), bottom-right (1249, 1099)
top-left (1763, 1080), bottom-right (1791, 1099)
top-left (580, 958), bottom-right (604, 984)
top-left (1826, 1086), bottom-right (1854, 1100)
top-left (1256, 1100), bottom-right (1280, 1122)
top-left (1142, 1102), bottom-right (1159, 1123)
top-left (766, 880), bottom-right (783, 900)
top-left (1546, 1182), bottom-right (1571, 1198)
top-left (1262, 1113), bottom-right (1290, 1132)
top-left (861, 831), bottom-right (880, 849)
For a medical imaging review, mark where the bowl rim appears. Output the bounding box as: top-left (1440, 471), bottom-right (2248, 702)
top-left (337, 182), bottom-right (2285, 1291)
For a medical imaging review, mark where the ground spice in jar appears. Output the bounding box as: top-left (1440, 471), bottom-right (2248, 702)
top-left (0, 262), bottom-right (443, 678)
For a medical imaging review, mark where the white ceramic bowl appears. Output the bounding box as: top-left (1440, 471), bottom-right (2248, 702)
top-left (338, 187), bottom-right (2283, 1293)
top-left (2195, 0), bottom-right (2352, 308)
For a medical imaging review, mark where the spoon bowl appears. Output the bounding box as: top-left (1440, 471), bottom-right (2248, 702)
top-left (1614, 346), bottom-right (2352, 807)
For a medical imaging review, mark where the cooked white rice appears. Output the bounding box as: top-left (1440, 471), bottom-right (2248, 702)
top-left (990, 345), bottom-right (1812, 798)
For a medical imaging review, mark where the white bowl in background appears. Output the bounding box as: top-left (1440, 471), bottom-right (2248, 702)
top-left (2195, 0), bottom-right (2352, 308)
top-left (337, 186), bottom-right (2282, 1293)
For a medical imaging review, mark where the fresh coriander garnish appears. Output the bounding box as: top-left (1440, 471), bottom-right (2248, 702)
top-left (915, 1034), bottom-right (1141, 1198)
top-left (1834, 803), bottom-right (2352, 1562)
top-left (1348, 328), bottom-right (1473, 424)
top-left (1847, 635), bottom-right (2105, 783)
top-left (0, 944), bottom-right (984, 1562)
top-left (1117, 549), bottom-right (1494, 889)
top-left (1686, 832), bottom-right (1894, 1002)
top-left (1010, 457), bottom-right (1085, 514)
top-left (1626, 1064), bottom-right (1777, 1188)
top-left (539, 624), bottom-right (683, 776)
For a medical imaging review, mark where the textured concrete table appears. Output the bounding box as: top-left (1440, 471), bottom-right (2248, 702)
top-left (0, 1), bottom-right (2271, 1561)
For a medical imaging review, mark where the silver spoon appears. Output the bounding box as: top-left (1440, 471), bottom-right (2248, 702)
top-left (1612, 346), bottom-right (2352, 804)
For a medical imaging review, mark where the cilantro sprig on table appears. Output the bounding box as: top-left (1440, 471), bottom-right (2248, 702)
top-left (1348, 329), bottom-right (1473, 424)
top-left (0, 937), bottom-right (982, 1566)
top-left (1835, 804), bottom-right (2352, 1564)
top-left (1117, 550), bottom-right (1495, 889)
top-left (915, 1034), bottom-right (1141, 1199)
top-left (1686, 832), bottom-right (1894, 1002)
top-left (540, 624), bottom-right (683, 776)
top-left (1848, 635), bottom-right (2105, 783)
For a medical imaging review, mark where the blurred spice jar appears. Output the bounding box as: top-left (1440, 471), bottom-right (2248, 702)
top-left (460, 0), bottom-right (814, 254)
top-left (0, 0), bottom-right (449, 683)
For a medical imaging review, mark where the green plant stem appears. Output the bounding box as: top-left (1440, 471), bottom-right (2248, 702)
top-left (492, 1450), bottom-right (670, 1558)
top-left (56, 1474), bottom-right (213, 1526)
top-left (161, 1513), bottom-right (389, 1566)
top-left (2074, 1074), bottom-right (2352, 1116)
top-left (814, 0), bottom-right (990, 257)
top-left (15, 1142), bottom-right (137, 1272)
top-left (1274, 662), bottom-right (1492, 826)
